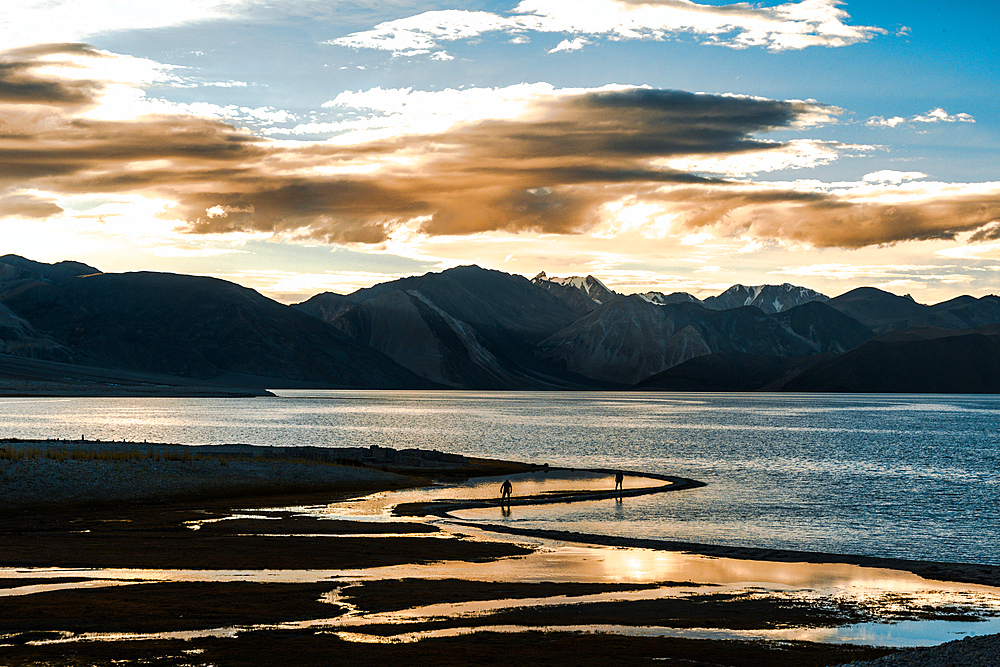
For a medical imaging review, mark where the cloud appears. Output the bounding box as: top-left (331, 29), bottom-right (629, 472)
top-left (0, 43), bottom-right (106, 105)
top-left (549, 37), bottom-right (590, 53)
top-left (969, 222), bottom-right (1000, 243)
top-left (0, 193), bottom-right (64, 219)
top-left (770, 263), bottom-right (979, 293)
top-left (663, 139), bottom-right (851, 177)
top-left (866, 107), bottom-right (975, 128)
top-left (862, 170), bottom-right (926, 184)
top-left (329, 0), bottom-right (883, 56)
top-left (4, 44), bottom-right (999, 254)
top-left (653, 182), bottom-right (1000, 248)
top-left (331, 10), bottom-right (520, 52)
top-left (936, 243), bottom-right (1000, 260)
top-left (0, 1), bottom-right (242, 48)
top-left (911, 108), bottom-right (975, 124)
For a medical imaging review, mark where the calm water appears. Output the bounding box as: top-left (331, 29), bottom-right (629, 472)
top-left (2, 391), bottom-right (998, 566)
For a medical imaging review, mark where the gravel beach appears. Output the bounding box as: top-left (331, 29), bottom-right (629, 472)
top-left (0, 440), bottom-right (413, 509)
top-left (837, 633), bottom-right (1000, 666)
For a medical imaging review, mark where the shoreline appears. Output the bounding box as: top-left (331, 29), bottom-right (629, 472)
top-left (3, 438), bottom-right (998, 585)
top-left (0, 438), bottom-right (539, 513)
top-left (3, 439), bottom-right (1000, 666)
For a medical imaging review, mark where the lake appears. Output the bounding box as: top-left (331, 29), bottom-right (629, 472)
top-left (2, 391), bottom-right (997, 566)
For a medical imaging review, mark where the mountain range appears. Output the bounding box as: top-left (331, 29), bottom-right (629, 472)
top-left (1, 254), bottom-right (998, 394)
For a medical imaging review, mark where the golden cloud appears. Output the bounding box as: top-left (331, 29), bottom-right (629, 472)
top-left (2, 44), bottom-right (999, 250)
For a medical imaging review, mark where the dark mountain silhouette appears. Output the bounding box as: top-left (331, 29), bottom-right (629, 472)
top-left (537, 297), bottom-right (712, 385)
top-left (0, 254), bottom-right (99, 281)
top-left (537, 297), bottom-right (872, 385)
top-left (0, 301), bottom-right (73, 362)
top-left (533, 274), bottom-right (828, 315)
top-left (0, 353), bottom-right (271, 397)
top-left (872, 323), bottom-right (1000, 343)
top-left (639, 291), bottom-right (701, 306)
top-left (0, 256), bottom-right (99, 364)
top-left (0, 257), bottom-right (433, 390)
top-left (771, 300), bottom-right (875, 354)
top-left (329, 265), bottom-right (580, 346)
top-left (827, 287), bottom-right (1000, 333)
top-left (635, 352), bottom-right (821, 392)
top-left (774, 330), bottom-right (1000, 393)
top-left (294, 265), bottom-right (608, 389)
top-left (4, 254), bottom-right (1000, 394)
top-left (701, 283), bottom-right (829, 313)
top-left (531, 272), bottom-right (618, 314)
top-left (292, 290), bottom-right (350, 323)
top-left (636, 283), bottom-right (828, 313)
top-left (312, 288), bottom-right (518, 389)
top-left (928, 295), bottom-right (1000, 329)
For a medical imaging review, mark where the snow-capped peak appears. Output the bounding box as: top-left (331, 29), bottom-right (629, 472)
top-left (533, 272), bottom-right (618, 306)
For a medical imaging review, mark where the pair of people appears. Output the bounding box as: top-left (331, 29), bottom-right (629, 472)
top-left (499, 472), bottom-right (624, 500)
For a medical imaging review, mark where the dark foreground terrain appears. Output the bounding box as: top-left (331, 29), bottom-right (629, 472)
top-left (4, 443), bottom-right (998, 667)
top-left (0, 490), bottom-right (898, 667)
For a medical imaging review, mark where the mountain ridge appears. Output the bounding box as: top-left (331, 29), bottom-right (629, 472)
top-left (3, 254), bottom-right (999, 394)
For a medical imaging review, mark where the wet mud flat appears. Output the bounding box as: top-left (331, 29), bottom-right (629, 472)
top-left (2, 478), bottom-right (999, 665)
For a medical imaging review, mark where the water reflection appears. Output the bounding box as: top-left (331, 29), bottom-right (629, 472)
top-left (6, 525), bottom-right (1000, 650)
top-left (330, 618), bottom-right (1000, 648)
top-left (9, 544), bottom-right (1000, 649)
top-left (287, 470), bottom-right (651, 521)
top-left (7, 466), bottom-right (1000, 650)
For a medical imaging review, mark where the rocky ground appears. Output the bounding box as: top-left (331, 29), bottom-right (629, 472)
top-left (0, 442), bottom-right (413, 509)
top-left (838, 634), bottom-right (1000, 666)
top-left (0, 439), bottom-right (538, 510)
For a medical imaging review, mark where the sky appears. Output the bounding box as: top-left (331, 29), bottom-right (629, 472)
top-left (1, 0), bottom-right (998, 304)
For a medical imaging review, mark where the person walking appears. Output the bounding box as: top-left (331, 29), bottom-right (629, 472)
top-left (615, 471), bottom-right (624, 492)
top-left (500, 478), bottom-right (513, 502)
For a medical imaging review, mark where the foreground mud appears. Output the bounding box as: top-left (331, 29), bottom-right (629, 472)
top-left (3, 630), bottom-right (895, 667)
top-left (0, 492), bottom-right (529, 571)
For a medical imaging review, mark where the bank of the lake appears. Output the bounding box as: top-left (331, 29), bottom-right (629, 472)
top-left (2, 454), bottom-right (999, 667)
top-left (1, 391), bottom-right (997, 566)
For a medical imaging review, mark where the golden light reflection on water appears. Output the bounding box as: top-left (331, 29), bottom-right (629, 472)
top-left (5, 538), bottom-right (988, 596)
top-left (328, 619), bottom-right (1000, 648)
top-left (7, 534), bottom-right (1000, 649)
top-left (7, 478), bottom-right (1000, 650)
top-left (295, 470), bottom-right (649, 519)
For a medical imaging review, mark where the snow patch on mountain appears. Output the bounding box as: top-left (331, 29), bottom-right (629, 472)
top-left (702, 283), bottom-right (829, 313)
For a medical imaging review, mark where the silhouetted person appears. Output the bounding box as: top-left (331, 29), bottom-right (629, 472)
top-left (500, 478), bottom-right (513, 502)
top-left (615, 471), bottom-right (624, 492)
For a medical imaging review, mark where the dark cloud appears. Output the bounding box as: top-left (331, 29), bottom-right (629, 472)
top-left (654, 188), bottom-right (1000, 248)
top-left (969, 222), bottom-right (1000, 243)
top-left (0, 44), bottom-right (105, 106)
top-left (3, 43), bottom-right (998, 249)
top-left (0, 193), bottom-right (63, 219)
